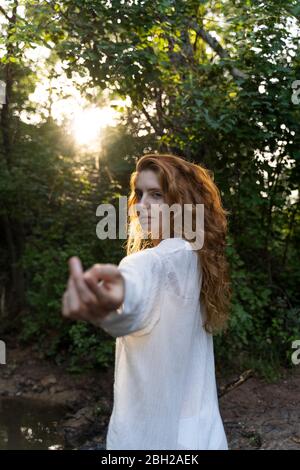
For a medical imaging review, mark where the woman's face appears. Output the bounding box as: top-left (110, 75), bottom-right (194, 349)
top-left (134, 169), bottom-right (165, 239)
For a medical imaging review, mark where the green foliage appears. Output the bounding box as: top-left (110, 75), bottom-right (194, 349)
top-left (67, 322), bottom-right (115, 373)
top-left (215, 238), bottom-right (300, 380)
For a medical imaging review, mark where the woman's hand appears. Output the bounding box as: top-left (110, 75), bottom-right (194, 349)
top-left (62, 256), bottom-right (125, 324)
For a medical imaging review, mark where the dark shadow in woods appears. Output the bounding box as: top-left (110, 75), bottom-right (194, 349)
top-left (0, 397), bottom-right (66, 450)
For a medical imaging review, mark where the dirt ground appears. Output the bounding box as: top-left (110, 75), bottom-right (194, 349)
top-left (219, 367), bottom-right (300, 450)
top-left (0, 343), bottom-right (299, 450)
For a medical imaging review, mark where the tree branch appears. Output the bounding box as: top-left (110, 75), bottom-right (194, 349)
top-left (0, 5), bottom-right (11, 21)
top-left (188, 20), bottom-right (248, 80)
top-left (141, 103), bottom-right (162, 136)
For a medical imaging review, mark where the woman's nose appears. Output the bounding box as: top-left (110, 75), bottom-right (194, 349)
top-left (136, 197), bottom-right (150, 215)
top-left (141, 198), bottom-right (148, 208)
top-left (139, 193), bottom-right (150, 207)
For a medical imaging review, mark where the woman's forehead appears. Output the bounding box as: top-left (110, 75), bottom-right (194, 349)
top-left (135, 169), bottom-right (161, 189)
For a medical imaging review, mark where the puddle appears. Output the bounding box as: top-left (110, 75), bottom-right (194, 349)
top-left (0, 397), bottom-right (66, 450)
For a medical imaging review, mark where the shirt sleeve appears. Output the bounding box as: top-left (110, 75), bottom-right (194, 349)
top-left (92, 249), bottom-right (164, 338)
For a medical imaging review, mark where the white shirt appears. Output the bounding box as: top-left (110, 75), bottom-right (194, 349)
top-left (96, 237), bottom-right (228, 450)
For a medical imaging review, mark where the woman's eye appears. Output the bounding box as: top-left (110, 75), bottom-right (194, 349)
top-left (153, 192), bottom-right (162, 198)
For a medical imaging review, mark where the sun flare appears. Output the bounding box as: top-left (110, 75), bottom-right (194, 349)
top-left (71, 106), bottom-right (118, 147)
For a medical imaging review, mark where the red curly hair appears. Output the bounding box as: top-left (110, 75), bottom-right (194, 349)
top-left (126, 153), bottom-right (232, 334)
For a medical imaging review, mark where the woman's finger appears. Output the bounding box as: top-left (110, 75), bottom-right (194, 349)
top-left (69, 257), bottom-right (98, 305)
top-left (62, 291), bottom-right (70, 317)
top-left (68, 277), bottom-right (82, 313)
top-left (86, 263), bottom-right (121, 283)
top-left (84, 274), bottom-right (109, 306)
top-left (68, 256), bottom-right (83, 277)
top-left (64, 279), bottom-right (89, 321)
top-left (84, 265), bottom-right (115, 303)
top-left (84, 264), bottom-right (124, 312)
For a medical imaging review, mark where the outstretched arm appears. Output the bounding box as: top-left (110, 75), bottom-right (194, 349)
top-left (62, 256), bottom-right (125, 324)
top-left (62, 250), bottom-right (163, 338)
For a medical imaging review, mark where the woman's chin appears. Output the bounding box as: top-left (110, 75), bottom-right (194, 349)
top-left (139, 222), bottom-right (161, 239)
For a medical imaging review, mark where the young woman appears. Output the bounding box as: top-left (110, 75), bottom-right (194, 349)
top-left (62, 153), bottom-right (232, 450)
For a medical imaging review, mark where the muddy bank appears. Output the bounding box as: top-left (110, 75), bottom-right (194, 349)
top-left (0, 344), bottom-right (112, 449)
top-left (0, 343), bottom-right (299, 450)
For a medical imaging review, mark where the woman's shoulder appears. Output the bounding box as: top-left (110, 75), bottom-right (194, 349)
top-left (118, 245), bottom-right (160, 269)
top-left (154, 237), bottom-right (196, 257)
top-left (118, 237), bottom-right (197, 269)
top-left (154, 237), bottom-right (199, 274)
